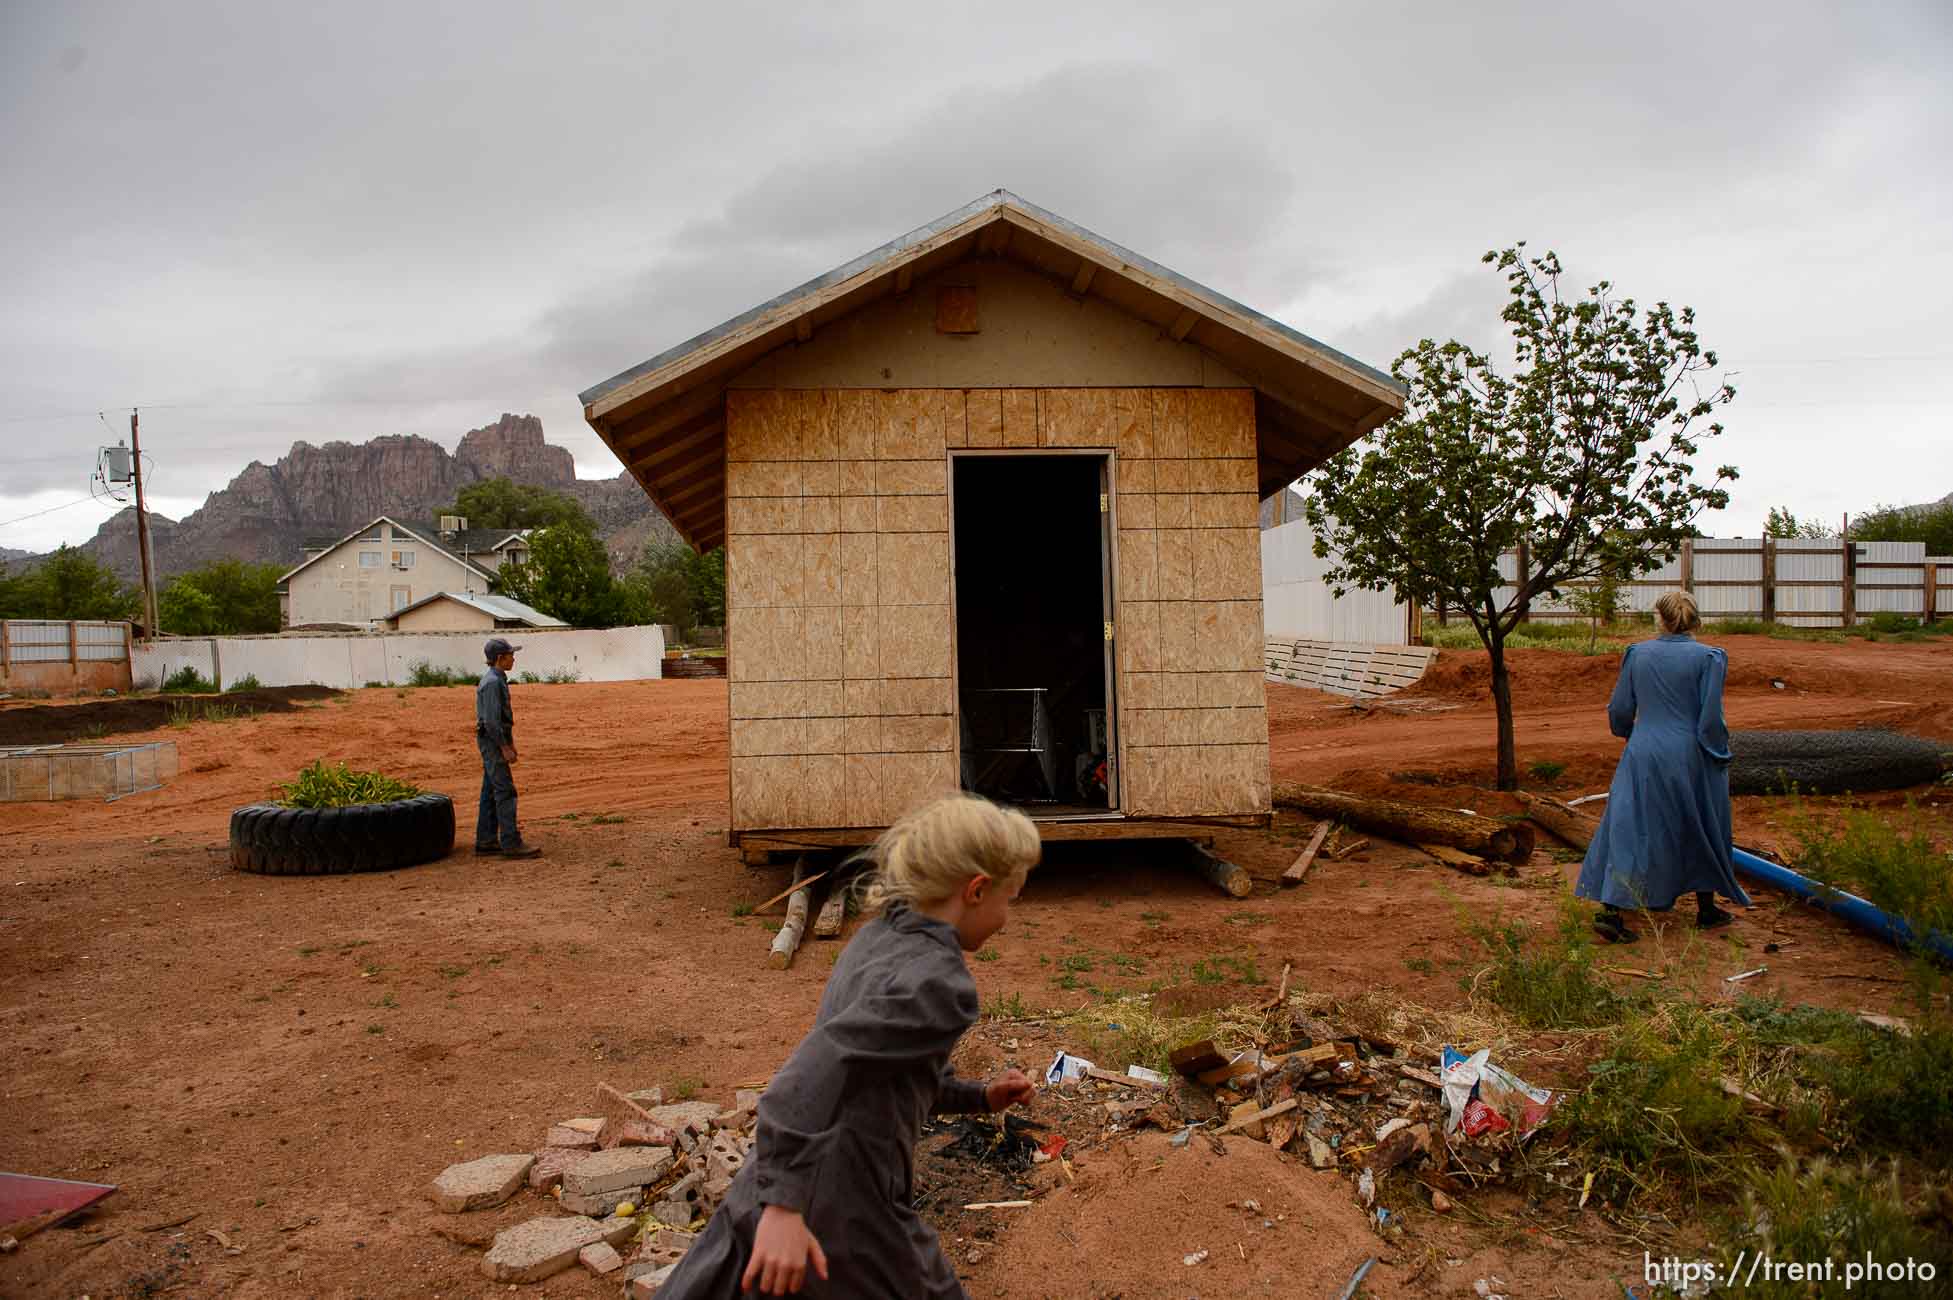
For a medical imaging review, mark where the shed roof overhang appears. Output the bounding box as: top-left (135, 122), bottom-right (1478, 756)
top-left (580, 190), bottom-right (1406, 552)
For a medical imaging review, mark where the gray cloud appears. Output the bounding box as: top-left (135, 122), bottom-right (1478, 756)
top-left (3, 0), bottom-right (1950, 551)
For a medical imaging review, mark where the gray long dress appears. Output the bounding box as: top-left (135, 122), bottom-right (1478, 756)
top-left (658, 904), bottom-right (989, 1299)
top-left (1576, 633), bottom-right (1752, 911)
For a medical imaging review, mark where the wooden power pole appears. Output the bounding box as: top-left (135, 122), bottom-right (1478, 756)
top-left (129, 408), bottom-right (159, 638)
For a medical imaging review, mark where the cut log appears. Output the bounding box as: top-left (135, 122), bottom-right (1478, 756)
top-left (812, 887), bottom-right (847, 939)
top-left (768, 863), bottom-right (812, 969)
top-left (1189, 843), bottom-right (1252, 897)
top-left (1514, 791), bottom-right (1597, 851)
top-left (1282, 821), bottom-right (1333, 886)
top-left (1272, 784), bottom-right (1536, 863)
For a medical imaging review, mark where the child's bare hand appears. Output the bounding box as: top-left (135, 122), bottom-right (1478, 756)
top-left (984, 1068), bottom-right (1036, 1112)
top-left (742, 1205), bottom-right (828, 1295)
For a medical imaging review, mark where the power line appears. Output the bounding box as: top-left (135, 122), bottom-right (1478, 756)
top-left (0, 496), bottom-right (108, 531)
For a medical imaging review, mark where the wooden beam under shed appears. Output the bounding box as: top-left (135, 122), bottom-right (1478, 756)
top-left (1167, 308), bottom-right (1199, 342)
top-left (794, 317), bottom-right (813, 343)
top-left (894, 265), bottom-right (913, 294)
top-left (1069, 260), bottom-right (1096, 295)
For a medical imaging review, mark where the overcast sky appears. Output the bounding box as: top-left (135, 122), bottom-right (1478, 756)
top-left (3, 1), bottom-right (1948, 553)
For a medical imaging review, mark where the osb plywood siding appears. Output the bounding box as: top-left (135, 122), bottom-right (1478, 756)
top-left (1105, 387), bottom-right (1269, 818)
top-left (724, 386), bottom-right (1268, 832)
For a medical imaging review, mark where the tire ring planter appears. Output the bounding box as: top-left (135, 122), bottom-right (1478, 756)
top-left (228, 793), bottom-right (455, 875)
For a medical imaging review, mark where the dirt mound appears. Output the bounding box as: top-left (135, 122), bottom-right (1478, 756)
top-left (963, 1131), bottom-right (1404, 1299)
top-left (0, 686), bottom-right (341, 745)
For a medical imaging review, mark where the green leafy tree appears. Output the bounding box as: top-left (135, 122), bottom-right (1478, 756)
top-left (0, 546), bottom-right (138, 620)
top-left (443, 477), bottom-right (593, 531)
top-left (495, 521), bottom-right (648, 628)
top-left (1764, 506), bottom-right (1835, 539)
top-left (158, 559), bottom-right (283, 635)
top-left (627, 542), bottom-right (725, 639)
top-left (1851, 500), bottom-right (1953, 555)
top-left (1304, 245), bottom-right (1738, 790)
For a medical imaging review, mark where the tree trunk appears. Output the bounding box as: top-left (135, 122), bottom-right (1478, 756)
top-left (1489, 634), bottom-right (1517, 791)
top-left (1271, 784), bottom-right (1536, 863)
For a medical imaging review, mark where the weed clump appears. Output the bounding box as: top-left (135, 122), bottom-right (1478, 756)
top-left (405, 660), bottom-right (475, 687)
top-left (161, 666), bottom-right (217, 693)
top-left (1466, 897), bottom-right (1627, 1029)
top-left (275, 759), bottom-right (422, 808)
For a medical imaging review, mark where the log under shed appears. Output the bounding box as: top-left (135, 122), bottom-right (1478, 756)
top-left (579, 190), bottom-right (1405, 852)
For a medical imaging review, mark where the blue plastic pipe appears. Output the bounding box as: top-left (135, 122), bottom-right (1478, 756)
top-left (1730, 846), bottom-right (1953, 964)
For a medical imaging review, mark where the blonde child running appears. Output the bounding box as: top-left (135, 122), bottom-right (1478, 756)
top-left (658, 794), bottom-right (1041, 1298)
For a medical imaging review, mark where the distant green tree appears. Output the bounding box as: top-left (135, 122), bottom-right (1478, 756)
top-left (1852, 501), bottom-right (1953, 556)
top-left (627, 542), bottom-right (725, 639)
top-left (495, 521), bottom-right (648, 628)
top-left (0, 547), bottom-right (138, 620)
top-left (158, 559), bottom-right (283, 635)
top-left (443, 477), bottom-right (593, 531)
top-left (1764, 506), bottom-right (1835, 539)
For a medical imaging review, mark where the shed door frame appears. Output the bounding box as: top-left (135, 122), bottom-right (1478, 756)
top-left (946, 447), bottom-right (1122, 817)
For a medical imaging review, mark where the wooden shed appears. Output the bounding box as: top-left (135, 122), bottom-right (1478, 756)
top-left (580, 191), bottom-right (1404, 854)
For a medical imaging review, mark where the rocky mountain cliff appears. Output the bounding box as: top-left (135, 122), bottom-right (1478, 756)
top-left (49, 415), bottom-right (676, 580)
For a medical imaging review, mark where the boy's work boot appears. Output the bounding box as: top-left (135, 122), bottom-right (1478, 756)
top-left (501, 843), bottom-right (543, 859)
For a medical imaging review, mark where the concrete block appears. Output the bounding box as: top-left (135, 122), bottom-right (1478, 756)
top-left (529, 1146), bottom-right (591, 1192)
top-left (651, 1169), bottom-right (704, 1227)
top-left (429, 1152), bottom-right (534, 1213)
top-left (546, 1119), bottom-right (601, 1150)
top-left (479, 1214), bottom-right (610, 1283)
top-left (597, 1082), bottom-right (677, 1150)
top-left (565, 1146), bottom-right (674, 1197)
top-left (705, 1131), bottom-right (749, 1183)
top-left (559, 1183), bottom-right (641, 1217)
top-left (630, 1263), bottom-right (680, 1298)
top-left (579, 1240), bottom-right (624, 1275)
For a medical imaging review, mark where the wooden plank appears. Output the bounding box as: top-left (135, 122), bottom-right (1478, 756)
top-left (1281, 820), bottom-right (1332, 886)
top-left (1085, 1066), bottom-right (1164, 1090)
top-left (1418, 842), bottom-right (1490, 876)
top-left (754, 869), bottom-right (831, 914)
top-left (1219, 1097), bottom-right (1298, 1135)
top-left (1169, 1039), bottom-right (1227, 1077)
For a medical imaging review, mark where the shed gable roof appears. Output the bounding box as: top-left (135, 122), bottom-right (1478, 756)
top-left (387, 590), bottom-right (566, 627)
top-left (580, 190), bottom-right (1406, 552)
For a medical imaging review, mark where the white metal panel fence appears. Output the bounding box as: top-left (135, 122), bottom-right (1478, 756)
top-left (1, 620), bottom-right (131, 665)
top-left (1260, 518), bottom-right (1412, 645)
top-left (1475, 538), bottom-right (1943, 629)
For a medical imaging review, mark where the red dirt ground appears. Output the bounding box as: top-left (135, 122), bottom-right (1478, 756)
top-left (1, 633), bottom-right (1947, 1298)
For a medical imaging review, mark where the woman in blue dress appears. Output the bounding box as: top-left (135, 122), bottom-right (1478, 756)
top-left (1577, 591), bottom-right (1750, 943)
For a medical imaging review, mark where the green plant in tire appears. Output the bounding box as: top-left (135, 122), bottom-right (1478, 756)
top-left (276, 760), bottom-right (423, 808)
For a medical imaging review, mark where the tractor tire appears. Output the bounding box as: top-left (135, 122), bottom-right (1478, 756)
top-left (1729, 729), bottom-right (1949, 796)
top-left (228, 794), bottom-right (455, 875)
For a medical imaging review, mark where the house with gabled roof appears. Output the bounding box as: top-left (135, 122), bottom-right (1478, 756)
top-left (578, 190), bottom-right (1405, 854)
top-left (277, 515), bottom-right (498, 629)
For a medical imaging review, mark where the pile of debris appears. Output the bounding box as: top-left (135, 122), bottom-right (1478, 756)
top-left (1038, 1005), bottom-right (1557, 1237)
top-left (426, 1081), bottom-right (758, 1295)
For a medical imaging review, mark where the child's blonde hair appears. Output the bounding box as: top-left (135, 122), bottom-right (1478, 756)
top-left (860, 794), bottom-right (1040, 912)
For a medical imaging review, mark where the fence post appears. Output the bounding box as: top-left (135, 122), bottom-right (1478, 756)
top-left (1927, 562), bottom-right (1939, 625)
top-left (1, 620), bottom-right (10, 675)
top-left (1679, 539), bottom-right (1695, 597)
top-left (1760, 538), bottom-right (1777, 625)
top-left (1842, 540), bottom-right (1858, 627)
top-left (68, 620), bottom-right (78, 669)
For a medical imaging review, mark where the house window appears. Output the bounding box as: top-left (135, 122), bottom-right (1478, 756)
top-left (393, 550), bottom-right (415, 569)
top-left (391, 586), bottom-right (411, 611)
top-left (360, 527), bottom-right (383, 542)
top-left (359, 551), bottom-right (382, 567)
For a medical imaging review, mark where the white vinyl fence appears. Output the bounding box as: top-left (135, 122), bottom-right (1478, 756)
top-left (132, 625), bottom-right (665, 690)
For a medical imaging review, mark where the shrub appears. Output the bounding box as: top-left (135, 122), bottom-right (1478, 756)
top-left (405, 659), bottom-right (475, 687)
top-left (1466, 895), bottom-right (1627, 1029)
top-left (544, 666), bottom-right (581, 683)
top-left (1528, 759), bottom-right (1566, 782)
top-left (224, 673), bottom-right (263, 693)
top-left (275, 760), bottom-right (423, 808)
top-left (1736, 1155), bottom-right (1949, 1299)
top-left (1788, 799), bottom-right (1953, 948)
top-left (161, 666), bottom-right (217, 694)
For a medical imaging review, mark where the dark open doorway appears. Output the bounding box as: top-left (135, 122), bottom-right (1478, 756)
top-left (951, 453), bottom-right (1115, 811)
